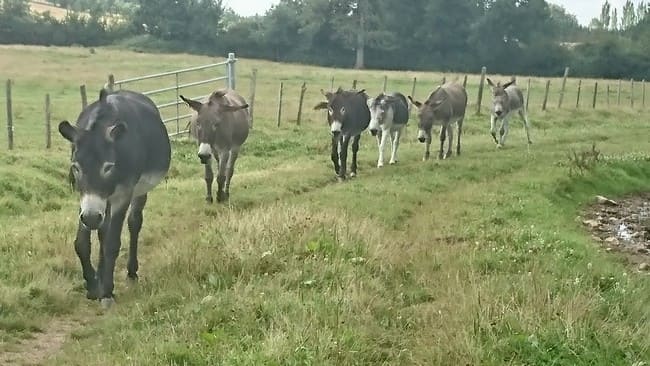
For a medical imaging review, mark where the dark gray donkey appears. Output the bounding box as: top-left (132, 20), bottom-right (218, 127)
top-left (58, 88), bottom-right (171, 309)
top-left (486, 78), bottom-right (532, 148)
top-left (408, 82), bottom-right (468, 160)
top-left (367, 92), bottom-right (410, 167)
top-left (180, 89), bottom-right (249, 203)
top-left (314, 87), bottom-right (371, 181)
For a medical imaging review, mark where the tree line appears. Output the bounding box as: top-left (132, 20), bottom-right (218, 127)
top-left (1, 0), bottom-right (650, 79)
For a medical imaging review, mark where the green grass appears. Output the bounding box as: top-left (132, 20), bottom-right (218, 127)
top-left (0, 45), bottom-right (649, 365)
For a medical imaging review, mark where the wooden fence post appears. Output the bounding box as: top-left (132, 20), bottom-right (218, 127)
top-left (643, 79), bottom-right (646, 108)
top-left (525, 78), bottom-right (531, 111)
top-left (557, 66), bottom-right (569, 108)
top-left (592, 82), bottom-right (598, 109)
top-left (330, 76), bottom-right (334, 92)
top-left (248, 68), bottom-right (257, 128)
top-left (277, 82), bottom-right (284, 128)
top-left (542, 80), bottom-right (551, 111)
top-left (441, 76), bottom-right (446, 85)
top-left (462, 75), bottom-right (468, 89)
top-left (80, 84), bottom-right (88, 109)
top-left (296, 81), bottom-right (307, 126)
top-left (630, 79), bottom-right (634, 108)
top-left (352, 79), bottom-right (357, 90)
top-left (476, 66), bottom-right (487, 115)
top-left (607, 84), bottom-right (611, 106)
top-left (6, 79), bottom-right (13, 150)
top-left (576, 80), bottom-right (582, 108)
top-left (411, 77), bottom-right (417, 99)
top-left (106, 74), bottom-right (115, 91)
top-left (45, 93), bottom-right (51, 149)
top-left (382, 75), bottom-right (387, 92)
top-left (617, 79), bottom-right (622, 105)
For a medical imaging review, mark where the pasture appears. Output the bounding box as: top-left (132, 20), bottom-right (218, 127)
top-left (0, 45), bottom-right (649, 365)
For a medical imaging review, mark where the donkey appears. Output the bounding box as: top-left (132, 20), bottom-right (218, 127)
top-left (367, 92), bottom-right (409, 167)
top-left (487, 78), bottom-right (532, 148)
top-left (408, 82), bottom-right (468, 161)
top-left (180, 88), bottom-right (249, 203)
top-left (314, 87), bottom-right (371, 181)
top-left (58, 88), bottom-right (171, 309)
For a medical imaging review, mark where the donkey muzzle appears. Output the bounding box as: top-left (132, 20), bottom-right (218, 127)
top-left (370, 129), bottom-right (378, 137)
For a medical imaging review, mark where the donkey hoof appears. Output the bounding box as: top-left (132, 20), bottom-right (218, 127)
top-left (349, 172), bottom-right (357, 178)
top-left (336, 176), bottom-right (345, 183)
top-left (527, 140), bottom-right (533, 145)
top-left (100, 297), bottom-right (115, 310)
top-left (389, 160), bottom-right (397, 165)
top-left (377, 162), bottom-right (384, 168)
top-left (126, 273), bottom-right (138, 285)
top-left (206, 196), bottom-right (214, 204)
top-left (496, 144), bottom-right (503, 149)
top-left (216, 192), bottom-right (228, 203)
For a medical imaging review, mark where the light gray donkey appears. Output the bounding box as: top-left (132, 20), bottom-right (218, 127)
top-left (180, 88), bottom-right (249, 203)
top-left (408, 82), bottom-right (468, 161)
top-left (487, 78), bottom-right (532, 148)
top-left (366, 92), bottom-right (409, 167)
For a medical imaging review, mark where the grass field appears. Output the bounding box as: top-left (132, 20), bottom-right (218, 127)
top-left (0, 45), bottom-right (649, 365)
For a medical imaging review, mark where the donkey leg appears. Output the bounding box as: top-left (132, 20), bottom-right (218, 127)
top-left (127, 194), bottom-right (147, 282)
top-left (216, 150), bottom-right (230, 203)
top-left (456, 118), bottom-right (464, 156)
top-left (438, 125), bottom-right (447, 160)
top-left (224, 147), bottom-right (241, 200)
top-left (204, 158), bottom-right (214, 203)
top-left (374, 129), bottom-right (390, 168)
top-left (390, 129), bottom-right (401, 164)
top-left (99, 201), bottom-right (129, 309)
top-left (445, 124), bottom-right (454, 159)
top-left (490, 115), bottom-right (499, 145)
top-left (330, 135), bottom-right (341, 176)
top-left (338, 135), bottom-right (350, 181)
top-left (74, 222), bottom-right (98, 300)
top-left (350, 135), bottom-right (360, 177)
top-left (424, 133), bottom-right (431, 161)
top-left (499, 117), bottom-right (510, 147)
top-left (519, 109), bottom-right (532, 144)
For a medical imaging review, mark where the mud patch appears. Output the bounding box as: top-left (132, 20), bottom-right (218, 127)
top-left (581, 193), bottom-right (650, 271)
top-left (0, 319), bottom-right (82, 366)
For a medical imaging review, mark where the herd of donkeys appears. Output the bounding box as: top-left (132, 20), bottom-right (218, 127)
top-left (55, 77), bottom-right (532, 308)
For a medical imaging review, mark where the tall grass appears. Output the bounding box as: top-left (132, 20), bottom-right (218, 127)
top-left (0, 45), bottom-right (648, 365)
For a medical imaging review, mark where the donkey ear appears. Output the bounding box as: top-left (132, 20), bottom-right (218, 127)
top-left (106, 121), bottom-right (127, 143)
top-left (314, 101), bottom-right (329, 110)
top-left (503, 80), bottom-right (515, 89)
top-left (180, 95), bottom-right (203, 112)
top-left (58, 120), bottom-right (78, 142)
top-left (99, 88), bottom-right (109, 104)
top-left (486, 78), bottom-right (495, 88)
top-left (407, 96), bottom-right (422, 108)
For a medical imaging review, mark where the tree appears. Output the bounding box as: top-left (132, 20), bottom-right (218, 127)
top-left (622, 0), bottom-right (636, 30)
top-left (600, 0), bottom-right (611, 29)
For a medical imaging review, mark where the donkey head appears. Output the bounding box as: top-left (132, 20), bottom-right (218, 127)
top-left (487, 78), bottom-right (515, 118)
top-left (408, 87), bottom-right (448, 143)
top-left (367, 93), bottom-right (394, 136)
top-left (58, 88), bottom-right (128, 230)
top-left (180, 91), bottom-right (248, 164)
top-left (314, 87), bottom-right (366, 136)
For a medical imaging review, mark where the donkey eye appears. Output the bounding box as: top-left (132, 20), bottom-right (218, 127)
top-left (71, 162), bottom-right (81, 178)
top-left (101, 162), bottom-right (115, 177)
top-left (328, 107), bottom-right (334, 115)
top-left (340, 107), bottom-right (346, 115)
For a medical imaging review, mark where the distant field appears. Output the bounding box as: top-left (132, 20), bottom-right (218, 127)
top-left (0, 45), bottom-right (649, 365)
top-left (28, 1), bottom-right (124, 24)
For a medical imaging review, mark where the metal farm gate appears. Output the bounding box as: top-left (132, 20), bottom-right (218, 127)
top-left (105, 52), bottom-right (237, 137)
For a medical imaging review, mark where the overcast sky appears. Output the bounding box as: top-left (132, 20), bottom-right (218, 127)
top-left (222, 0), bottom-right (644, 26)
